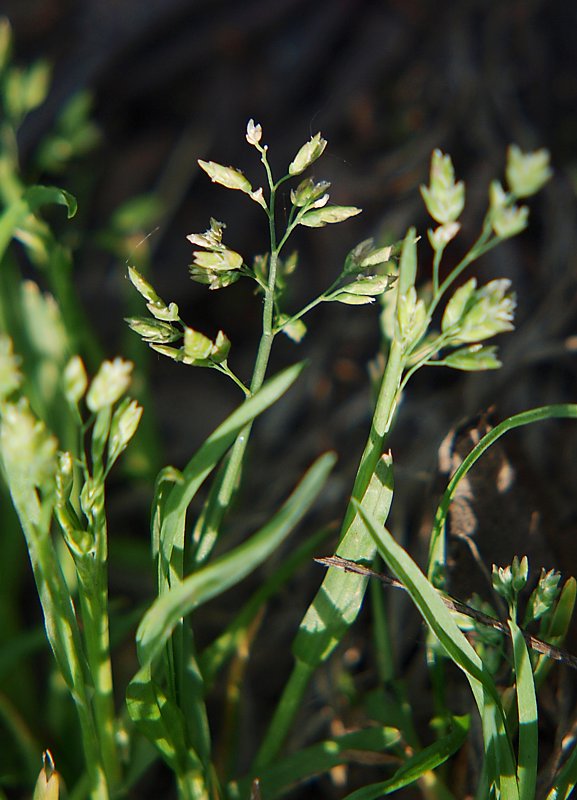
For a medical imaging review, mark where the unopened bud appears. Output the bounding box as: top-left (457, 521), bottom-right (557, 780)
top-left (198, 160), bottom-right (253, 194)
top-left (396, 287), bottom-right (427, 348)
top-left (332, 292), bottom-right (375, 305)
top-left (210, 330), bottom-right (231, 363)
top-left (288, 132), bottom-right (327, 175)
top-left (191, 249), bottom-right (243, 271)
top-left (398, 228), bottom-right (418, 295)
top-left (420, 150), bottom-right (465, 224)
top-left (108, 398), bottom-right (143, 466)
top-left (360, 245), bottom-right (393, 268)
top-left (441, 344), bottom-right (501, 371)
top-left (444, 278), bottom-right (516, 344)
top-left (86, 358), bottom-right (133, 412)
top-left (63, 355), bottom-right (87, 404)
top-left (246, 119), bottom-right (263, 146)
top-left (33, 750), bottom-right (60, 800)
top-left (125, 317), bottom-right (178, 343)
top-left (340, 275), bottom-right (396, 298)
top-left (489, 180), bottom-right (529, 239)
top-left (442, 278), bottom-right (477, 334)
top-left (491, 204), bottom-right (529, 239)
top-left (280, 317), bottom-right (307, 343)
top-left (506, 144), bottom-right (551, 198)
top-left (0, 335), bottom-right (22, 402)
top-left (250, 187), bottom-right (267, 210)
top-left (128, 266), bottom-right (160, 304)
top-left (525, 569), bottom-right (561, 624)
top-left (428, 222), bottom-right (460, 251)
top-left (183, 327), bottom-right (213, 362)
top-left (145, 301), bottom-right (179, 322)
top-left (149, 343), bottom-right (182, 361)
top-left (56, 451), bottom-right (74, 503)
top-left (299, 205), bottom-right (361, 228)
top-left (290, 178), bottom-right (331, 208)
top-left (0, 400), bottom-right (58, 490)
top-left (187, 219), bottom-right (225, 249)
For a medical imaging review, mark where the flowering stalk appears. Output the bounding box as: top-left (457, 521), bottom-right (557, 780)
top-left (124, 125), bottom-right (552, 792)
top-left (0, 350), bottom-right (111, 799)
top-left (56, 357), bottom-right (142, 792)
top-left (128, 122), bottom-right (385, 563)
top-left (213, 147), bottom-right (281, 523)
top-left (254, 144), bottom-right (552, 768)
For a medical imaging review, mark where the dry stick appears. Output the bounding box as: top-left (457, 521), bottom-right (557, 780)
top-left (316, 555), bottom-right (577, 671)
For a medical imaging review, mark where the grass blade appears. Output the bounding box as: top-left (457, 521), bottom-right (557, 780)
top-left (200, 526), bottom-right (332, 687)
top-left (2, 479), bottom-right (107, 795)
top-left (234, 727), bottom-right (401, 800)
top-left (126, 663), bottom-right (196, 775)
top-left (136, 450), bottom-right (335, 669)
top-left (353, 500), bottom-right (519, 798)
top-left (356, 502), bottom-right (492, 692)
top-left (0, 185), bottom-right (76, 261)
top-left (546, 740), bottom-right (577, 800)
top-left (293, 456), bottom-right (393, 663)
top-left (342, 715), bottom-right (469, 799)
top-left (508, 619), bottom-right (538, 800)
top-left (428, 404), bottom-right (577, 576)
top-left (534, 577), bottom-right (577, 687)
top-left (127, 452), bottom-right (335, 786)
top-left (254, 455), bottom-right (394, 770)
top-left (156, 361), bottom-right (305, 594)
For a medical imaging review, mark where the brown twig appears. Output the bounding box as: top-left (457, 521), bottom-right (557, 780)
top-left (316, 555), bottom-right (577, 671)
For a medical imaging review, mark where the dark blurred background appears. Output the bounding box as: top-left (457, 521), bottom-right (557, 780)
top-left (4, 0), bottom-right (577, 795)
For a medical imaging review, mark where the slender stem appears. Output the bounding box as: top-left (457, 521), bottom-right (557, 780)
top-left (274, 275), bottom-right (344, 334)
top-left (215, 363), bottom-right (250, 396)
top-left (276, 207), bottom-right (308, 255)
top-left (38, 549), bottom-right (110, 800)
top-left (346, 336), bottom-right (405, 515)
top-left (432, 244), bottom-right (444, 296)
top-left (276, 224), bottom-right (297, 255)
top-left (72, 436), bottom-right (121, 791)
top-left (273, 173), bottom-right (293, 192)
top-left (252, 658), bottom-right (314, 771)
top-left (255, 338), bottom-right (406, 768)
top-left (428, 221), bottom-right (496, 319)
top-left (250, 254), bottom-right (278, 392)
top-left (215, 176), bottom-right (279, 512)
top-left (273, 295), bottom-right (324, 333)
top-left (75, 566), bottom-right (119, 790)
top-left (398, 333), bottom-right (455, 394)
top-left (7, 484), bottom-right (109, 799)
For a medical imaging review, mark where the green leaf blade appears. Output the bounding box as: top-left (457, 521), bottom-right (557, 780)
top-left (342, 716), bottom-right (469, 799)
top-left (353, 501), bottom-right (519, 797)
top-left (509, 619), bottom-right (538, 800)
top-left (235, 726), bottom-right (401, 800)
top-left (137, 451), bottom-right (335, 669)
top-left (156, 362), bottom-right (305, 593)
top-left (23, 185), bottom-right (78, 219)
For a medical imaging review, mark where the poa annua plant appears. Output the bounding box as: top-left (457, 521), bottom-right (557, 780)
top-left (2, 83), bottom-right (577, 800)
top-left (121, 120), bottom-right (577, 800)
top-left (0, 351), bottom-right (141, 797)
